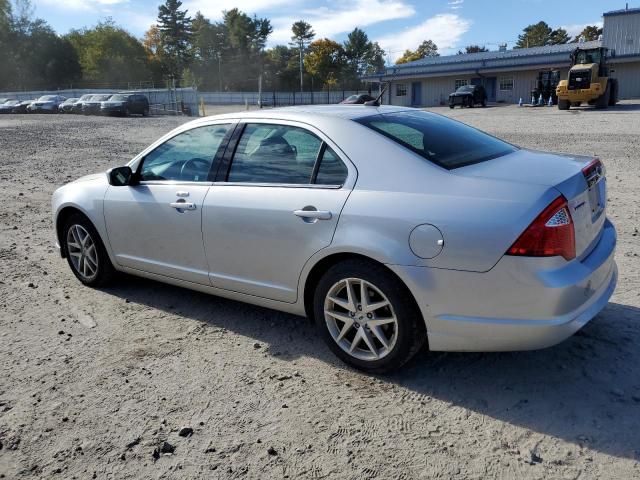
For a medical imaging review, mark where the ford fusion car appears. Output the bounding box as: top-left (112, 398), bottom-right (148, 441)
top-left (51, 106), bottom-right (617, 372)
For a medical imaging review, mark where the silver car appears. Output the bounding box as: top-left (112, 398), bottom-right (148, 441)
top-left (27, 95), bottom-right (66, 113)
top-left (51, 106), bottom-right (617, 372)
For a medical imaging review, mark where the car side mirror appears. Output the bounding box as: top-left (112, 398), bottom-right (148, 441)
top-left (107, 166), bottom-right (133, 186)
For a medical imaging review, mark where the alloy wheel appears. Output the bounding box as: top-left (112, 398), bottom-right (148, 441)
top-left (324, 278), bottom-right (398, 361)
top-left (66, 224), bottom-right (99, 281)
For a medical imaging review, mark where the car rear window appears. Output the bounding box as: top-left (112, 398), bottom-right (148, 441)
top-left (355, 110), bottom-right (517, 169)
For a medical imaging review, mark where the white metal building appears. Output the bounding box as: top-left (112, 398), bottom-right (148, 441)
top-left (364, 7), bottom-right (640, 107)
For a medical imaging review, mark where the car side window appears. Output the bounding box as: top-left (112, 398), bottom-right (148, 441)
top-left (227, 123), bottom-right (322, 184)
top-left (139, 124), bottom-right (232, 182)
top-left (314, 146), bottom-right (348, 185)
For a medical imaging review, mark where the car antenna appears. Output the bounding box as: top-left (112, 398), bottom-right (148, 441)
top-left (364, 68), bottom-right (397, 106)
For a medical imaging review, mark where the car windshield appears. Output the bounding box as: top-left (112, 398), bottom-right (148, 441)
top-left (92, 95), bottom-right (112, 101)
top-left (3, 100), bottom-right (19, 105)
top-left (38, 95), bottom-right (57, 101)
top-left (78, 95), bottom-right (93, 101)
top-left (64, 98), bottom-right (78, 104)
top-left (456, 85), bottom-right (475, 93)
top-left (109, 94), bottom-right (129, 101)
top-left (356, 110), bottom-right (517, 169)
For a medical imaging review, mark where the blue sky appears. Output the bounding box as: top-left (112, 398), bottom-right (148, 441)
top-left (29, 0), bottom-right (613, 61)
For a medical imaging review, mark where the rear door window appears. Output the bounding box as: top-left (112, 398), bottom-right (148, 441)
top-left (227, 124), bottom-right (322, 184)
top-left (356, 110), bottom-right (517, 169)
top-left (314, 146), bottom-right (348, 186)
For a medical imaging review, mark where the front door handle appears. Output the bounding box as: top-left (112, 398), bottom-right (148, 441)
top-left (293, 208), bottom-right (332, 220)
top-left (170, 201), bottom-right (196, 211)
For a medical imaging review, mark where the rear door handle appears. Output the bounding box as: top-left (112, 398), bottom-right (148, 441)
top-left (170, 201), bottom-right (196, 211)
top-left (293, 209), bottom-right (332, 220)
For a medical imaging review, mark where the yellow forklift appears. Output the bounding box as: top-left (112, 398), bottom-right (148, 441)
top-left (556, 46), bottom-right (618, 110)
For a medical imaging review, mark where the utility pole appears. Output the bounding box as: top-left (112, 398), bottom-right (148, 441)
top-left (258, 73), bottom-right (263, 109)
top-left (218, 53), bottom-right (222, 92)
top-left (299, 45), bottom-right (304, 93)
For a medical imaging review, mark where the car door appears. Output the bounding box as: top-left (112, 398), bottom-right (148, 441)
top-left (202, 121), bottom-right (355, 303)
top-left (103, 122), bottom-right (234, 284)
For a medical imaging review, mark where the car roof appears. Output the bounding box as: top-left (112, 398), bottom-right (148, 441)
top-left (190, 105), bottom-right (414, 126)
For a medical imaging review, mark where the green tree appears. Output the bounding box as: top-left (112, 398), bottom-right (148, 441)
top-left (342, 28), bottom-right (386, 88)
top-left (2, 1), bottom-right (81, 90)
top-left (515, 21), bottom-right (571, 48)
top-left (457, 45), bottom-right (488, 54)
top-left (290, 20), bottom-right (315, 92)
top-left (157, 0), bottom-right (193, 83)
top-left (221, 8), bottom-right (272, 90)
top-left (264, 45), bottom-right (298, 90)
top-left (549, 27), bottom-right (570, 45)
top-left (66, 20), bottom-right (149, 86)
top-left (395, 40), bottom-right (439, 64)
top-left (572, 25), bottom-right (602, 42)
top-left (305, 39), bottom-right (345, 90)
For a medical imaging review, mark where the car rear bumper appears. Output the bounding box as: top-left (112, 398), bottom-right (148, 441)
top-left (389, 218), bottom-right (617, 352)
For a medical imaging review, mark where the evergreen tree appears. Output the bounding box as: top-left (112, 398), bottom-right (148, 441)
top-left (157, 0), bottom-right (193, 83)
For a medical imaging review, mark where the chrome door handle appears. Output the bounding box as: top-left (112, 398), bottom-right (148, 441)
top-left (293, 209), bottom-right (332, 220)
top-left (170, 201), bottom-right (196, 211)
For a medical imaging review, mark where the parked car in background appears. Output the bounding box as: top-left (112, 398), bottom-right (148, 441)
top-left (82, 94), bottom-right (112, 115)
top-left (73, 94), bottom-right (95, 114)
top-left (100, 93), bottom-right (150, 116)
top-left (0, 100), bottom-right (20, 114)
top-left (59, 98), bottom-right (79, 113)
top-left (12, 99), bottom-right (35, 114)
top-left (52, 106), bottom-right (617, 373)
top-left (340, 94), bottom-right (376, 104)
top-left (0, 98), bottom-right (10, 104)
top-left (449, 85), bottom-right (487, 108)
top-left (27, 95), bottom-right (67, 113)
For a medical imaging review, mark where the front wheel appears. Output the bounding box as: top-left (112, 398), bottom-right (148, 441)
top-left (313, 260), bottom-right (426, 373)
top-left (63, 214), bottom-right (115, 287)
top-left (558, 99), bottom-right (570, 110)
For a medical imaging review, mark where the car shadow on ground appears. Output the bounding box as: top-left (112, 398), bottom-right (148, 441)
top-left (103, 275), bottom-right (640, 461)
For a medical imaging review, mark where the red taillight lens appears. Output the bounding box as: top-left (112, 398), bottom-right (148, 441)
top-left (507, 196), bottom-right (576, 261)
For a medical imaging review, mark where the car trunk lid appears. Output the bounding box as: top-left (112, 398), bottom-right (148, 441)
top-left (455, 149), bottom-right (607, 260)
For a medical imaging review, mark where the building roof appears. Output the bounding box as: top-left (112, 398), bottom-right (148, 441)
top-left (363, 41), bottom-right (601, 81)
top-left (603, 7), bottom-right (640, 16)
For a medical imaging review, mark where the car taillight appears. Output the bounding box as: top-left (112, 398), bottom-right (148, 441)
top-left (507, 196), bottom-right (576, 261)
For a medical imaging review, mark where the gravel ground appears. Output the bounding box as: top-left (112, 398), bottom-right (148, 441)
top-left (0, 103), bottom-right (639, 480)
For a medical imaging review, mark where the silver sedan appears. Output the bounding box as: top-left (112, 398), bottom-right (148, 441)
top-left (51, 106), bottom-right (617, 372)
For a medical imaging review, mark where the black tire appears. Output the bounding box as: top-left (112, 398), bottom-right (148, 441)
top-left (63, 213), bottom-right (115, 287)
top-left (124, 106), bottom-right (131, 117)
top-left (481, 99), bottom-right (487, 107)
top-left (467, 97), bottom-right (474, 108)
top-left (608, 79), bottom-right (618, 106)
top-left (558, 99), bottom-right (570, 110)
top-left (313, 259), bottom-right (426, 373)
top-left (449, 104), bottom-right (454, 109)
top-left (596, 83), bottom-right (610, 109)
top-left (142, 106), bottom-right (150, 117)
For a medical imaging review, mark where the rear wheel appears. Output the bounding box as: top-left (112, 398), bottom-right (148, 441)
top-left (558, 99), bottom-right (570, 110)
top-left (63, 213), bottom-right (115, 287)
top-left (313, 259), bottom-right (426, 373)
top-left (449, 104), bottom-right (454, 109)
top-left (467, 97), bottom-right (474, 108)
top-left (142, 106), bottom-right (150, 117)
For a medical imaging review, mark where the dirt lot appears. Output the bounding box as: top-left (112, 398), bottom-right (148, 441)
top-left (0, 103), bottom-right (639, 480)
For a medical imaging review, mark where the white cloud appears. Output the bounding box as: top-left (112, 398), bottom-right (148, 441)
top-left (377, 13), bottom-right (471, 60)
top-left (448, 0), bottom-right (463, 9)
top-left (268, 0), bottom-right (415, 45)
top-left (183, 0), bottom-right (297, 20)
top-left (36, 0), bottom-right (128, 9)
top-left (561, 21), bottom-right (603, 40)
